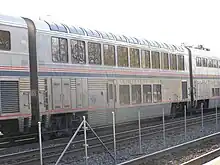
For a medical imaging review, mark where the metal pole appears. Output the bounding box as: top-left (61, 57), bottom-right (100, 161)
top-left (85, 121), bottom-right (115, 162)
top-left (138, 111), bottom-right (142, 154)
top-left (162, 108), bottom-right (166, 147)
top-left (38, 122), bottom-right (43, 165)
top-left (112, 111), bottom-right (117, 164)
top-left (55, 121), bottom-right (84, 165)
top-left (184, 105), bottom-right (187, 140)
top-left (216, 105), bottom-right (218, 130)
top-left (113, 79), bottom-right (116, 112)
top-left (83, 116), bottom-right (88, 165)
top-left (201, 103), bottom-right (204, 131)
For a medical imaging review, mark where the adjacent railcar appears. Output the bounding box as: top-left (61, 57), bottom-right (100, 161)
top-left (192, 47), bottom-right (220, 109)
top-left (0, 13), bottom-right (219, 136)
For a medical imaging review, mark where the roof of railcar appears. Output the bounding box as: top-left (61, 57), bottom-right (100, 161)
top-left (0, 13), bottom-right (185, 53)
top-left (34, 17), bottom-right (185, 53)
top-left (0, 13), bottom-right (27, 27)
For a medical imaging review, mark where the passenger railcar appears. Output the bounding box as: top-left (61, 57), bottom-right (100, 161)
top-left (0, 13), bottom-right (219, 136)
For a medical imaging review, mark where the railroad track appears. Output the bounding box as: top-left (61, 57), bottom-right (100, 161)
top-left (118, 132), bottom-right (220, 165)
top-left (181, 147), bottom-right (220, 165)
top-left (0, 110), bottom-right (216, 150)
top-left (0, 113), bottom-right (164, 148)
top-left (0, 112), bottom-right (218, 165)
top-left (0, 107), bottom-right (215, 148)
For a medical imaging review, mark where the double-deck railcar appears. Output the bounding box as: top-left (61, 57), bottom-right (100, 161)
top-left (0, 13), bottom-right (219, 136)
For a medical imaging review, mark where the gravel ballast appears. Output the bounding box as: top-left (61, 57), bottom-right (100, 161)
top-left (45, 119), bottom-right (220, 165)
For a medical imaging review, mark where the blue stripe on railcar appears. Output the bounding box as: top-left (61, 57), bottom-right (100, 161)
top-left (0, 70), bottom-right (157, 78)
top-left (0, 70), bottom-right (215, 79)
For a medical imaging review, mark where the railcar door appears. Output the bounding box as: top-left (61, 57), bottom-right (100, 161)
top-left (107, 80), bottom-right (116, 109)
top-left (19, 78), bottom-right (31, 113)
top-left (38, 79), bottom-right (46, 111)
top-left (76, 78), bottom-right (88, 108)
top-left (81, 78), bottom-right (88, 107)
top-left (61, 79), bottom-right (71, 109)
top-left (76, 79), bottom-right (83, 108)
top-left (51, 78), bottom-right (62, 109)
top-left (182, 81), bottom-right (188, 100)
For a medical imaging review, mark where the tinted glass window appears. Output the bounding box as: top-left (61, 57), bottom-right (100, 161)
top-left (0, 30), bottom-right (10, 50)
top-left (141, 50), bottom-right (150, 68)
top-left (70, 39), bottom-right (86, 64)
top-left (103, 44), bottom-right (115, 66)
top-left (51, 37), bottom-right (68, 63)
top-left (117, 46), bottom-right (128, 67)
top-left (208, 59), bottom-right (213, 67)
top-left (88, 42), bottom-right (101, 65)
top-left (130, 48), bottom-right (140, 68)
top-left (119, 85), bottom-right (130, 105)
top-left (151, 51), bottom-right (160, 69)
top-left (170, 54), bottom-right (177, 70)
top-left (161, 52), bottom-right (169, 70)
top-left (178, 55), bottom-right (184, 70)
top-left (131, 85), bottom-right (141, 104)
top-left (213, 60), bottom-right (218, 68)
top-left (203, 58), bottom-right (207, 67)
top-left (143, 85), bottom-right (152, 103)
top-left (153, 84), bottom-right (162, 102)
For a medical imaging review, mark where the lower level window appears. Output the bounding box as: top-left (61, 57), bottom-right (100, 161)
top-left (143, 85), bottom-right (152, 103)
top-left (153, 84), bottom-right (162, 102)
top-left (119, 85), bottom-right (130, 105)
top-left (132, 85), bottom-right (141, 104)
top-left (212, 88), bottom-right (220, 96)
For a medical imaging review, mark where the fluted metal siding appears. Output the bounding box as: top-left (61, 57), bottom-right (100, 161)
top-left (0, 81), bottom-right (19, 113)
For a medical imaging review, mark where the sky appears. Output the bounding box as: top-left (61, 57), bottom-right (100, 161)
top-left (1, 0), bottom-right (219, 54)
